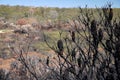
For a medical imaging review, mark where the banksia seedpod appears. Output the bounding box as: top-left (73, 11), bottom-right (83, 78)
top-left (71, 48), bottom-right (76, 60)
top-left (91, 20), bottom-right (97, 38)
top-left (98, 28), bottom-right (103, 42)
top-left (71, 31), bottom-right (75, 42)
top-left (46, 56), bottom-right (49, 66)
top-left (115, 41), bottom-right (120, 58)
top-left (106, 40), bottom-right (112, 52)
top-left (77, 57), bottom-right (81, 67)
top-left (109, 8), bottom-right (113, 21)
top-left (91, 20), bottom-right (98, 47)
top-left (115, 41), bottom-right (120, 51)
top-left (57, 39), bottom-right (63, 55)
top-left (114, 23), bottom-right (120, 39)
top-left (91, 20), bottom-right (97, 32)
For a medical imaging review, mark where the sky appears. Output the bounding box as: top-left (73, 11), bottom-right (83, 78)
top-left (0, 0), bottom-right (120, 8)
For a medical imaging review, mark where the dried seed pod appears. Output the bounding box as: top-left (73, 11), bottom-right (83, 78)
top-left (106, 40), bottom-right (112, 52)
top-left (98, 28), bottom-right (103, 42)
top-left (57, 39), bottom-right (63, 55)
top-left (71, 31), bottom-right (75, 42)
top-left (46, 56), bottom-right (49, 66)
top-left (115, 41), bottom-right (120, 58)
top-left (109, 8), bottom-right (113, 21)
top-left (114, 23), bottom-right (120, 39)
top-left (77, 57), bottom-right (81, 67)
top-left (71, 48), bottom-right (76, 60)
top-left (115, 41), bottom-right (120, 52)
top-left (91, 20), bottom-right (97, 39)
top-left (91, 20), bottom-right (97, 32)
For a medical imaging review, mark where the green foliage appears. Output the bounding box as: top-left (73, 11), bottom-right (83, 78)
top-left (0, 5), bottom-right (120, 23)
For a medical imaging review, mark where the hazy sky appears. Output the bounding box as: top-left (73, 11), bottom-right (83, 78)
top-left (0, 0), bottom-right (120, 8)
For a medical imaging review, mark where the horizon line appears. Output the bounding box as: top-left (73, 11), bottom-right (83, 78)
top-left (0, 4), bottom-right (120, 9)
